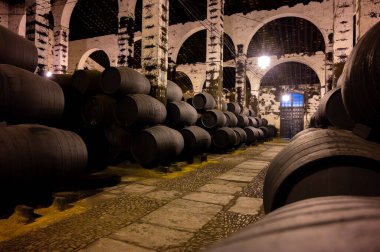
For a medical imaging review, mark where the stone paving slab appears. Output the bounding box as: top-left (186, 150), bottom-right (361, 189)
top-left (78, 193), bottom-right (118, 206)
top-left (216, 173), bottom-right (257, 182)
top-left (208, 179), bottom-right (248, 187)
top-left (183, 192), bottom-right (234, 206)
top-left (145, 190), bottom-right (182, 201)
top-left (197, 183), bottom-right (243, 195)
top-left (234, 160), bottom-right (269, 170)
top-left (111, 223), bottom-right (193, 249)
top-left (228, 197), bottom-right (263, 215)
top-left (121, 184), bottom-right (156, 194)
top-left (142, 199), bottom-right (222, 232)
top-left (82, 238), bottom-right (154, 252)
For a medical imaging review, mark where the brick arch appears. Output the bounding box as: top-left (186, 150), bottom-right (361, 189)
top-left (244, 13), bottom-right (328, 56)
top-left (77, 48), bottom-right (111, 70)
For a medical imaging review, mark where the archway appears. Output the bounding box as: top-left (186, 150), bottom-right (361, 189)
top-left (77, 49), bottom-right (111, 71)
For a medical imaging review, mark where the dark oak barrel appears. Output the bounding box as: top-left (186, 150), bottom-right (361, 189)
top-left (261, 118), bottom-right (268, 126)
top-left (72, 70), bottom-right (102, 95)
top-left (224, 111), bottom-right (238, 127)
top-left (264, 128), bottom-right (380, 213)
top-left (201, 109), bottom-right (227, 129)
top-left (180, 126), bottom-right (211, 154)
top-left (131, 125), bottom-right (184, 165)
top-left (266, 125), bottom-right (278, 138)
top-left (81, 95), bottom-right (117, 126)
top-left (193, 92), bottom-right (216, 110)
top-left (0, 26), bottom-right (38, 72)
top-left (255, 117), bottom-right (263, 127)
top-left (212, 127), bottom-right (238, 149)
top-left (50, 74), bottom-right (73, 87)
top-left (259, 126), bottom-right (270, 139)
top-left (291, 127), bottom-right (321, 142)
top-left (100, 66), bottom-right (151, 95)
top-left (314, 87), bottom-right (354, 130)
top-left (256, 128), bottom-right (266, 140)
top-left (340, 22), bottom-right (380, 129)
top-left (232, 127), bottom-right (247, 145)
top-left (207, 196), bottom-right (380, 252)
top-left (244, 126), bottom-right (260, 145)
top-left (0, 124), bottom-right (87, 182)
top-left (0, 64), bottom-right (64, 124)
top-left (167, 80), bottom-right (183, 102)
top-left (167, 101), bottom-right (198, 127)
top-left (236, 114), bottom-right (249, 128)
top-left (227, 102), bottom-right (242, 114)
top-left (248, 117), bottom-right (258, 127)
top-left (115, 94), bottom-right (167, 127)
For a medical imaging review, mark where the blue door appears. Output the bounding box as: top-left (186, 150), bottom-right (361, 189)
top-left (280, 92), bottom-right (304, 138)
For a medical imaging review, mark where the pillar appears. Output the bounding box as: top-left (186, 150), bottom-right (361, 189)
top-left (235, 44), bottom-right (247, 107)
top-left (205, 0), bottom-right (224, 109)
top-left (141, 0), bottom-right (169, 105)
top-left (355, 0), bottom-right (380, 41)
top-left (53, 25), bottom-right (69, 73)
top-left (117, 11), bottom-right (134, 67)
top-left (26, 0), bottom-right (52, 74)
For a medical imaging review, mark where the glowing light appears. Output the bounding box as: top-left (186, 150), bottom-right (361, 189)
top-left (257, 56), bottom-right (271, 69)
top-left (45, 71), bottom-right (52, 77)
top-left (282, 94), bottom-right (291, 102)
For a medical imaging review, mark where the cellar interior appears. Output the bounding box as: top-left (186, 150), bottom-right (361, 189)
top-left (0, 0), bottom-right (380, 251)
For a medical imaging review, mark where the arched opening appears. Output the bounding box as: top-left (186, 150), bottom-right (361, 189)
top-left (69, 0), bottom-right (118, 41)
top-left (247, 17), bottom-right (325, 58)
top-left (77, 49), bottom-right (110, 71)
top-left (174, 71), bottom-right (194, 99)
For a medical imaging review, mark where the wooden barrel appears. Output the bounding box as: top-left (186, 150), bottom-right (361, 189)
top-left (192, 92), bottom-right (216, 110)
top-left (115, 94), bottom-right (167, 127)
top-left (212, 127), bottom-right (238, 149)
top-left (224, 111), bottom-right (238, 127)
top-left (131, 125), bottom-right (184, 165)
top-left (181, 126), bottom-right (211, 154)
top-left (201, 109), bottom-right (227, 129)
top-left (263, 128), bottom-right (380, 213)
top-left (81, 95), bottom-right (117, 126)
top-left (207, 196), bottom-right (380, 252)
top-left (100, 66), bottom-right (150, 95)
top-left (256, 128), bottom-right (266, 140)
top-left (0, 64), bottom-right (64, 124)
top-left (244, 126), bottom-right (260, 145)
top-left (167, 80), bottom-right (183, 102)
top-left (261, 118), bottom-right (268, 126)
top-left (292, 127), bottom-right (321, 141)
top-left (241, 107), bottom-right (250, 116)
top-left (232, 127), bottom-right (247, 145)
top-left (227, 102), bottom-right (242, 114)
top-left (255, 117), bottom-right (263, 127)
top-left (58, 85), bottom-right (86, 130)
top-left (72, 70), bottom-right (102, 95)
top-left (104, 126), bottom-right (133, 164)
top-left (340, 22), bottom-right (380, 129)
top-left (259, 126), bottom-right (270, 139)
top-left (266, 125), bottom-right (278, 138)
top-left (0, 26), bottom-right (38, 72)
top-left (308, 113), bottom-right (317, 128)
top-left (236, 114), bottom-right (249, 128)
top-left (167, 101), bottom-right (198, 127)
top-left (0, 124), bottom-right (87, 182)
top-left (248, 117), bottom-right (258, 127)
top-left (221, 100), bottom-right (228, 112)
top-left (248, 108), bottom-right (256, 117)
top-left (50, 74), bottom-right (73, 87)
top-left (314, 87), bottom-right (355, 130)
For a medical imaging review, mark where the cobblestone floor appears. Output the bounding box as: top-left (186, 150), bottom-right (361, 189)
top-left (0, 139), bottom-right (288, 252)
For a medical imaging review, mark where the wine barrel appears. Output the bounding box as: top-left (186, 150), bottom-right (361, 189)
top-left (259, 126), bottom-right (270, 139)
top-left (212, 127), bottom-right (238, 149)
top-left (131, 125), bottom-right (184, 165)
top-left (181, 126), bottom-right (211, 154)
top-left (314, 87), bottom-right (355, 130)
top-left (241, 107), bottom-right (250, 116)
top-left (266, 125), bottom-right (277, 138)
top-left (308, 113), bottom-right (317, 128)
top-left (340, 22), bottom-right (380, 129)
top-left (207, 196), bottom-right (380, 252)
top-left (72, 70), bottom-right (102, 95)
top-left (192, 92), bottom-right (216, 110)
top-left (256, 128), bottom-right (266, 140)
top-left (50, 74), bottom-right (73, 87)
top-left (292, 127), bottom-right (321, 141)
top-left (0, 124), bottom-right (87, 182)
top-left (115, 94), bottom-right (167, 127)
top-left (81, 95), bottom-right (117, 126)
top-left (167, 101), bottom-right (198, 127)
top-left (227, 102), bottom-right (242, 114)
top-left (167, 80), bottom-right (183, 102)
top-left (264, 128), bottom-right (380, 213)
top-left (232, 127), bottom-right (247, 145)
top-left (248, 108), bottom-right (256, 117)
top-left (201, 109), bottom-right (227, 129)
top-left (224, 111), bottom-right (238, 127)
top-left (0, 26), bottom-right (38, 72)
top-left (100, 66), bottom-right (150, 95)
top-left (0, 64), bottom-right (64, 124)
top-left (261, 118), bottom-right (268, 126)
top-left (58, 85), bottom-right (86, 130)
top-left (248, 117), bottom-right (258, 127)
top-left (255, 117), bottom-right (263, 127)
top-left (244, 126), bottom-right (260, 145)
top-left (236, 114), bottom-right (249, 128)
top-left (221, 100), bottom-right (228, 112)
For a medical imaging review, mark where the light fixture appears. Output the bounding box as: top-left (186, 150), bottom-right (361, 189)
top-left (45, 71), bottom-right (52, 78)
top-left (257, 56), bottom-right (271, 69)
top-left (282, 94), bottom-right (290, 102)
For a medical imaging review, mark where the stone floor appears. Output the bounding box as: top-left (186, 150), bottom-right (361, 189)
top-left (0, 139), bottom-right (288, 252)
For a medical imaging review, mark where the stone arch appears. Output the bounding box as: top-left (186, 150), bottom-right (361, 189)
top-left (244, 13), bottom-right (328, 55)
top-left (77, 48), bottom-right (111, 70)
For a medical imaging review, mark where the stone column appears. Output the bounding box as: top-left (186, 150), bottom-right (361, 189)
top-left (235, 44), bottom-right (247, 107)
top-left (53, 25), bottom-right (69, 73)
top-left (117, 12), bottom-right (134, 67)
top-left (25, 0), bottom-right (52, 75)
top-left (205, 0), bottom-right (224, 109)
top-left (355, 0), bottom-right (380, 41)
top-left (141, 0), bottom-right (169, 105)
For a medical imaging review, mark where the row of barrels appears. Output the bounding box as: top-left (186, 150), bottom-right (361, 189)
top-left (209, 23), bottom-right (380, 251)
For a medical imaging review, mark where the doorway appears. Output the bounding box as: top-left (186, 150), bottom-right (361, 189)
top-left (280, 92), bottom-right (304, 138)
